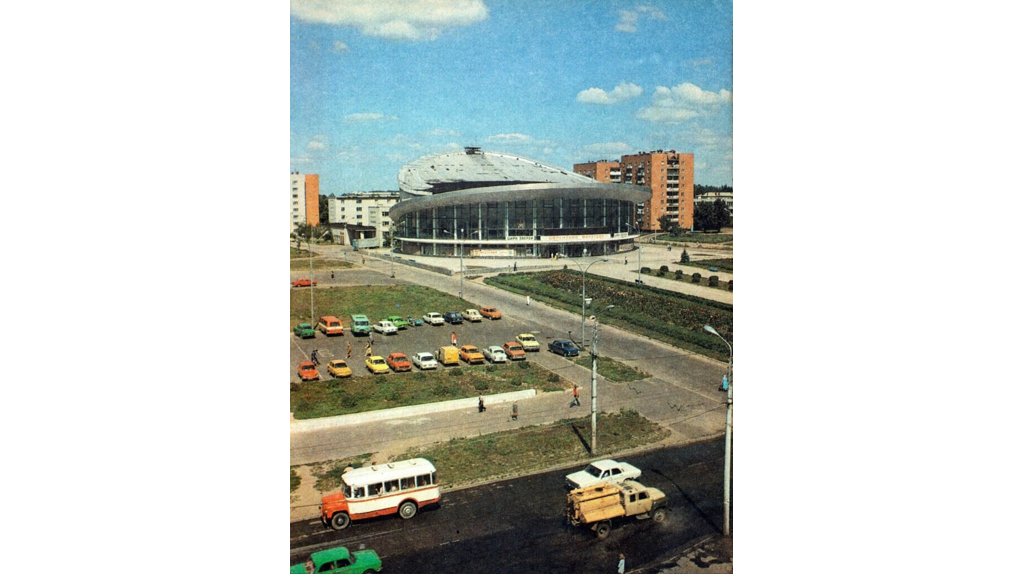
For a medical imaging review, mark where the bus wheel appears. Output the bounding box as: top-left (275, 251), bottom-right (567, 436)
top-left (595, 522), bottom-right (611, 539)
top-left (398, 501), bottom-right (418, 520)
top-left (330, 512), bottom-right (350, 530)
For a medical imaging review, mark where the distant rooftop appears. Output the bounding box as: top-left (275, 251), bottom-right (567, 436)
top-left (399, 148), bottom-right (595, 197)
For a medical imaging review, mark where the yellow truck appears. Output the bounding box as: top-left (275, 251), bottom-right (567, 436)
top-left (436, 346), bottom-right (460, 366)
top-left (565, 480), bottom-right (668, 539)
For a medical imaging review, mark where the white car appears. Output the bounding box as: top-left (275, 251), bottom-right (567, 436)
top-left (482, 346), bottom-right (508, 363)
top-left (463, 309), bottom-right (483, 322)
top-left (516, 333), bottom-right (541, 352)
top-left (411, 352), bottom-right (439, 370)
top-left (422, 312), bottom-right (445, 326)
top-left (372, 320), bottom-right (398, 335)
top-left (565, 459), bottom-right (642, 490)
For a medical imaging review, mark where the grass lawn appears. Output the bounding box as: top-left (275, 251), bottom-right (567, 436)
top-left (291, 285), bottom-right (472, 330)
top-left (291, 361), bottom-right (569, 420)
top-left (291, 247), bottom-right (318, 258)
top-left (305, 409), bottom-right (669, 492)
top-left (572, 355), bottom-right (650, 383)
top-left (485, 271), bottom-right (732, 361)
top-left (659, 233), bottom-right (733, 244)
top-left (290, 468), bottom-right (301, 492)
top-left (680, 258), bottom-right (733, 273)
top-left (290, 258), bottom-right (355, 271)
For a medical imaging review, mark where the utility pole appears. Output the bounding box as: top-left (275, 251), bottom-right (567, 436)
top-left (307, 229), bottom-right (314, 325)
top-left (704, 325), bottom-right (733, 536)
top-left (589, 305), bottom-right (615, 454)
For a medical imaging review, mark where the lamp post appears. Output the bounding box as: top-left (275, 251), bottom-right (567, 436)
top-left (704, 324), bottom-right (733, 536)
top-left (589, 304), bottom-right (615, 454)
top-left (565, 257), bottom-right (609, 348)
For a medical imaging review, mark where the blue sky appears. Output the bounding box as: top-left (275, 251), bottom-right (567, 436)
top-left (291, 0), bottom-right (732, 193)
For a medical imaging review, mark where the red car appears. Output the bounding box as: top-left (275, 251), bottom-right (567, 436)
top-left (292, 278), bottom-right (317, 287)
top-left (297, 361), bottom-right (319, 381)
top-left (386, 352), bottom-right (412, 372)
top-left (502, 341), bottom-right (527, 361)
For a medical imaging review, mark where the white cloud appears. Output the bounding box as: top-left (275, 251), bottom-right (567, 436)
top-left (291, 157), bottom-right (312, 164)
top-left (291, 0), bottom-right (489, 41)
top-left (332, 40), bottom-right (349, 53)
top-left (636, 82), bottom-right (732, 124)
top-left (307, 140), bottom-right (325, 150)
top-left (615, 6), bottom-right (667, 32)
top-left (442, 142), bottom-right (461, 149)
top-left (583, 142), bottom-right (632, 156)
top-left (342, 112), bottom-right (397, 123)
top-left (426, 128), bottom-right (460, 137)
top-left (576, 82), bottom-right (643, 105)
top-left (485, 133), bottom-right (557, 148)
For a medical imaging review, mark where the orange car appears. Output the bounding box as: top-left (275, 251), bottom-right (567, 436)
top-left (459, 345), bottom-right (485, 364)
top-left (502, 341), bottom-right (527, 361)
top-left (386, 352), bottom-right (412, 372)
top-left (292, 278), bottom-right (317, 287)
top-left (297, 361), bottom-right (319, 381)
top-left (480, 306), bottom-right (502, 320)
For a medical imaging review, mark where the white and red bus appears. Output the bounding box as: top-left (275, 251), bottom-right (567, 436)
top-left (320, 458), bottom-right (440, 530)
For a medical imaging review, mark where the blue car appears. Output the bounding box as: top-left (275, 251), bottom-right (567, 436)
top-left (443, 311), bottom-right (464, 324)
top-left (548, 339), bottom-right (580, 357)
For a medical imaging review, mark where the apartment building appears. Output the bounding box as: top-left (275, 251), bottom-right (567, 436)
top-left (326, 191), bottom-right (401, 247)
top-left (694, 189), bottom-right (733, 215)
top-left (289, 172), bottom-right (320, 233)
top-left (574, 150), bottom-right (694, 231)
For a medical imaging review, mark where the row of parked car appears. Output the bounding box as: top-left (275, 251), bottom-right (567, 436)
top-left (293, 307), bottom-right (503, 339)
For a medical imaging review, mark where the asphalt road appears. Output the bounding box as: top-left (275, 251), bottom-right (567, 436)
top-left (290, 440), bottom-right (726, 573)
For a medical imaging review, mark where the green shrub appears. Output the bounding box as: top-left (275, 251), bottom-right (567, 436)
top-left (411, 372), bottom-right (426, 382)
top-left (547, 373), bottom-right (560, 383)
top-left (450, 368), bottom-right (464, 377)
top-left (681, 249), bottom-right (690, 264)
top-left (728, 279), bottom-right (734, 292)
top-left (290, 382), bottom-right (300, 392)
top-left (485, 365), bottom-right (497, 373)
top-left (640, 266), bottom-right (651, 274)
top-left (510, 378), bottom-right (523, 386)
top-left (657, 269), bottom-right (666, 277)
top-left (675, 269), bottom-right (684, 280)
top-left (659, 265), bottom-right (670, 274)
top-left (691, 272), bottom-right (701, 283)
top-left (709, 275), bottom-right (719, 288)
top-left (473, 380), bottom-right (489, 391)
top-left (517, 361), bottom-right (530, 369)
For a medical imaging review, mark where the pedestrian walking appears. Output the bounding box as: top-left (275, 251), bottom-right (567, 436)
top-left (365, 342), bottom-right (372, 357)
top-left (511, 401), bottom-right (518, 421)
top-left (617, 553), bottom-right (625, 574)
top-left (513, 262), bottom-right (517, 272)
top-left (362, 256), bottom-right (366, 265)
top-left (478, 396), bottom-right (486, 413)
top-left (330, 270), bottom-right (335, 279)
top-left (571, 384), bottom-right (580, 407)
top-left (625, 257), bottom-right (628, 266)
top-left (451, 331), bottom-right (458, 347)
top-left (310, 349), bottom-right (319, 365)
top-left (369, 331), bottom-right (374, 345)
top-left (346, 341), bottom-right (352, 359)
top-left (526, 295), bottom-right (531, 306)
top-left (719, 374), bottom-right (729, 392)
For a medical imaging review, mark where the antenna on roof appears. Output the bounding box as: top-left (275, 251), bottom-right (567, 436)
top-left (465, 146), bottom-right (481, 155)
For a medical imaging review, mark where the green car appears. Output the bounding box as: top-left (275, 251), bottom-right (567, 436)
top-left (386, 315), bottom-right (409, 329)
top-left (350, 314), bottom-right (372, 335)
top-left (290, 546), bottom-right (381, 574)
top-left (293, 323), bottom-right (316, 339)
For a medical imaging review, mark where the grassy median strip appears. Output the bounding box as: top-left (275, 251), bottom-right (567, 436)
top-left (290, 258), bottom-right (355, 271)
top-left (291, 362), bottom-right (569, 420)
top-left (681, 258), bottom-right (733, 273)
top-left (572, 355), bottom-right (650, 383)
top-left (659, 233), bottom-right (733, 244)
top-left (400, 409), bottom-right (670, 488)
top-left (291, 285), bottom-right (472, 329)
top-left (484, 270), bottom-right (732, 361)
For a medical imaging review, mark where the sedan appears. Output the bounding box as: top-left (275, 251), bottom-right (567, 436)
top-left (292, 278), bottom-right (317, 287)
top-left (385, 352), bottom-right (413, 372)
top-left (480, 306), bottom-right (502, 320)
top-left (386, 315), bottom-right (409, 330)
top-left (482, 346), bottom-right (508, 363)
top-left (423, 312), bottom-right (445, 326)
top-left (463, 309), bottom-right (483, 322)
top-left (293, 322), bottom-right (316, 339)
top-left (502, 341), bottom-right (527, 361)
top-left (548, 339), bottom-right (580, 357)
top-left (516, 333), bottom-right (541, 352)
top-left (411, 352), bottom-right (439, 370)
top-left (443, 311), bottom-right (464, 324)
top-left (290, 545), bottom-right (383, 574)
top-left (327, 359), bottom-right (352, 378)
top-left (297, 361), bottom-right (319, 381)
top-left (458, 345), bottom-right (485, 364)
top-left (372, 321), bottom-right (398, 335)
top-left (365, 356), bottom-right (389, 374)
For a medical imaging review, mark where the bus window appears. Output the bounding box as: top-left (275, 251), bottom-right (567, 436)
top-left (431, 471), bottom-right (438, 485)
top-left (350, 486), bottom-right (365, 499)
top-left (400, 476), bottom-right (416, 490)
top-left (416, 474), bottom-right (431, 487)
top-left (368, 483), bottom-right (383, 497)
top-left (385, 479), bottom-right (400, 493)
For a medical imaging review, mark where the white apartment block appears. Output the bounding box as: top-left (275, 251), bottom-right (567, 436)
top-left (290, 172), bottom-right (307, 233)
top-left (694, 190), bottom-right (733, 215)
top-left (326, 191), bottom-right (401, 247)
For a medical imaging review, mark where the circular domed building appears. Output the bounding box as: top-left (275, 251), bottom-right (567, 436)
top-left (391, 147), bottom-right (650, 258)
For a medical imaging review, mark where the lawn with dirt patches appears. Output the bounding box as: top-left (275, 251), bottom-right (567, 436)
top-left (290, 284), bottom-right (471, 331)
top-left (307, 453), bottom-right (375, 492)
top-left (290, 258), bottom-right (355, 271)
top-left (291, 362), bottom-right (569, 420)
top-left (399, 409), bottom-right (669, 487)
top-left (572, 355), bottom-right (650, 383)
top-left (485, 271), bottom-right (732, 361)
top-left (290, 468), bottom-right (301, 493)
top-left (660, 233), bottom-right (733, 244)
top-left (291, 247), bottom-right (318, 258)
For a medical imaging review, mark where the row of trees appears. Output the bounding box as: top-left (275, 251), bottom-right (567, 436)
top-left (656, 198), bottom-right (732, 234)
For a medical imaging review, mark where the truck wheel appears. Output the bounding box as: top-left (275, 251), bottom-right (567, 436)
top-left (652, 508), bottom-right (666, 522)
top-left (329, 512), bottom-right (350, 530)
top-left (595, 522), bottom-right (611, 539)
top-left (398, 501), bottom-right (418, 519)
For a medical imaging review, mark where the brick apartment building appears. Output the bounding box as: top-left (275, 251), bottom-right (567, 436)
top-left (574, 150), bottom-right (694, 231)
top-left (289, 171), bottom-right (320, 233)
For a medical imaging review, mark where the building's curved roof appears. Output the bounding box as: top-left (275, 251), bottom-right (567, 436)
top-left (388, 182), bottom-right (651, 221)
top-left (398, 148), bottom-right (598, 198)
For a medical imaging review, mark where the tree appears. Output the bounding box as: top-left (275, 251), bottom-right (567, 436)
top-left (680, 248), bottom-right (690, 264)
top-left (657, 214), bottom-right (679, 236)
top-left (319, 194), bottom-right (329, 225)
top-left (692, 199), bottom-right (733, 232)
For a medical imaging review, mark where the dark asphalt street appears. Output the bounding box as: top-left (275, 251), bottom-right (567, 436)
top-left (290, 440), bottom-right (726, 573)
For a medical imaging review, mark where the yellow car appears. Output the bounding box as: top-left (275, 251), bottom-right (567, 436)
top-left (365, 356), bottom-right (389, 374)
top-left (516, 333), bottom-right (541, 352)
top-left (327, 359), bottom-right (352, 378)
top-left (459, 345), bottom-right (485, 364)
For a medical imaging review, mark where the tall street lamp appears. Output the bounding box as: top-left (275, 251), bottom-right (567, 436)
top-left (565, 257), bottom-right (609, 347)
top-left (588, 304), bottom-right (615, 454)
top-left (704, 324), bottom-right (733, 536)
